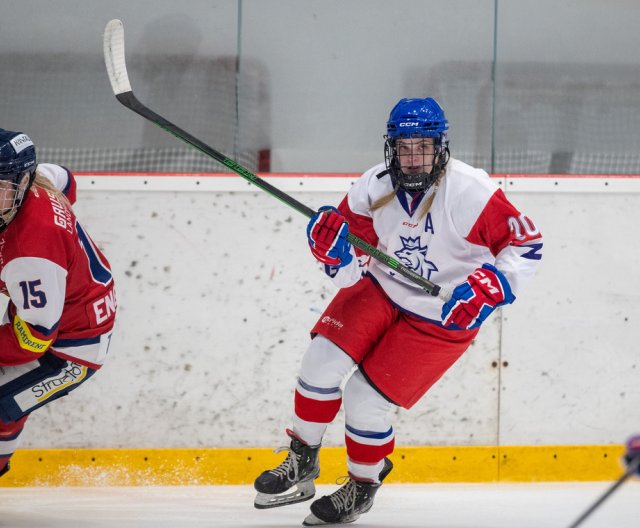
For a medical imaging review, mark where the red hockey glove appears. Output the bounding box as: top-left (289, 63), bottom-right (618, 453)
top-left (441, 263), bottom-right (515, 330)
top-left (306, 207), bottom-right (353, 267)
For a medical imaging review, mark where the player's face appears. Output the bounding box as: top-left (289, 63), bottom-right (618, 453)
top-left (396, 137), bottom-right (435, 174)
top-left (0, 176), bottom-right (26, 224)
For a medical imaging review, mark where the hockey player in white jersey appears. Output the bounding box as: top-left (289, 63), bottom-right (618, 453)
top-left (254, 98), bottom-right (543, 525)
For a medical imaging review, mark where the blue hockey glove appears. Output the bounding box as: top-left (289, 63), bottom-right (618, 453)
top-left (441, 263), bottom-right (515, 330)
top-left (306, 206), bottom-right (353, 267)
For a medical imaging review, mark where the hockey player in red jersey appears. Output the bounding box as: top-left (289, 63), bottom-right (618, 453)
top-left (0, 128), bottom-right (116, 478)
top-left (253, 98), bottom-right (543, 525)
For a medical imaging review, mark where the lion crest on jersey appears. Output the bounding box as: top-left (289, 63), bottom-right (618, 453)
top-left (394, 236), bottom-right (438, 279)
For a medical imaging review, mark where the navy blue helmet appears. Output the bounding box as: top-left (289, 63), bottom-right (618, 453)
top-left (0, 128), bottom-right (37, 231)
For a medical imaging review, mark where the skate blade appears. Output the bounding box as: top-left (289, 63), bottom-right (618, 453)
top-left (302, 512), bottom-right (328, 526)
top-left (302, 512), bottom-right (360, 526)
top-left (254, 480), bottom-right (316, 509)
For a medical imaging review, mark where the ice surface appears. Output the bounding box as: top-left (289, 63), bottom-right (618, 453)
top-left (0, 482), bottom-right (637, 528)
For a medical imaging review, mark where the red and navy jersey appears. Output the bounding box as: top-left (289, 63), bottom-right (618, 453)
top-left (0, 164), bottom-right (116, 369)
top-left (328, 158), bottom-right (543, 324)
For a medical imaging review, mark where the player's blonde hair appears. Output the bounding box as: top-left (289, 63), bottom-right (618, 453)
top-left (370, 171), bottom-right (445, 220)
top-left (32, 169), bottom-right (71, 208)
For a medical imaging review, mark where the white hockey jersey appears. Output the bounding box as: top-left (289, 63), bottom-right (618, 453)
top-left (328, 158), bottom-right (543, 325)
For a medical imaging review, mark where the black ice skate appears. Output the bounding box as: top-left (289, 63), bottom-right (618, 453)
top-left (302, 457), bottom-right (393, 526)
top-left (254, 429), bottom-right (320, 509)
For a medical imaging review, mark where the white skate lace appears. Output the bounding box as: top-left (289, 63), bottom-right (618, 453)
top-left (268, 446), bottom-right (300, 483)
top-left (328, 476), bottom-right (358, 513)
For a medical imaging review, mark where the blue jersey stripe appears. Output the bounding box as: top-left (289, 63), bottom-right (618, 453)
top-left (53, 336), bottom-right (101, 347)
top-left (21, 320), bottom-right (59, 337)
top-left (76, 222), bottom-right (113, 285)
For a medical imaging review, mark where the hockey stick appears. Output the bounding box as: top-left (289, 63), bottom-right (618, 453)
top-left (566, 454), bottom-right (640, 528)
top-left (103, 19), bottom-right (447, 299)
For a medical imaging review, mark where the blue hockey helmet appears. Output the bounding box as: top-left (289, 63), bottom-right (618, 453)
top-left (384, 98), bottom-right (450, 192)
top-left (0, 128), bottom-right (37, 231)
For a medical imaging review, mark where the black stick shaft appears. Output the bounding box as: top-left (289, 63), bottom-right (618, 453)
top-left (567, 456), bottom-right (639, 528)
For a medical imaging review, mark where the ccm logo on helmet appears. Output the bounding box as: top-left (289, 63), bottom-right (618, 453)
top-left (399, 122), bottom-right (420, 127)
top-left (10, 134), bottom-right (34, 154)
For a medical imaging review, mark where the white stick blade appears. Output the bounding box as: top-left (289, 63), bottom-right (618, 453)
top-left (103, 19), bottom-right (132, 95)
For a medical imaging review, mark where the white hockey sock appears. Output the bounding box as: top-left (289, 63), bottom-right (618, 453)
top-left (347, 458), bottom-right (386, 483)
